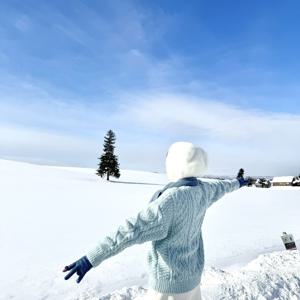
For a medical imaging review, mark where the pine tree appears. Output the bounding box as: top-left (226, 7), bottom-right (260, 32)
top-left (96, 130), bottom-right (120, 181)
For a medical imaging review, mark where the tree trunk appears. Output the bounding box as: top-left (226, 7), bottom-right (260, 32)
top-left (106, 173), bottom-right (109, 181)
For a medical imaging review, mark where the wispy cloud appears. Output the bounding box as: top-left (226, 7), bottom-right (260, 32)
top-left (1, 84), bottom-right (299, 175)
top-left (0, 75), bottom-right (117, 137)
top-left (119, 93), bottom-right (300, 175)
top-left (124, 93), bottom-right (300, 141)
top-left (0, 125), bottom-right (99, 167)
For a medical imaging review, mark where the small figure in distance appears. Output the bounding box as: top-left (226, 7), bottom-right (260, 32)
top-left (237, 168), bottom-right (244, 179)
top-left (236, 168), bottom-right (253, 187)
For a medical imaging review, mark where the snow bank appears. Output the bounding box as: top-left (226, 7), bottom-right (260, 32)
top-left (202, 250), bottom-right (300, 300)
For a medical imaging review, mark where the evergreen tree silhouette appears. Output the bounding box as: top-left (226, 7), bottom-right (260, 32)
top-left (96, 130), bottom-right (120, 181)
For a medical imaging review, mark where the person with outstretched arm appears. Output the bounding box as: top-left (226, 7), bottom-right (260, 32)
top-left (63, 142), bottom-right (249, 300)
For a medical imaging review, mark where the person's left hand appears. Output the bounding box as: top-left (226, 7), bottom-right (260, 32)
top-left (63, 256), bottom-right (92, 283)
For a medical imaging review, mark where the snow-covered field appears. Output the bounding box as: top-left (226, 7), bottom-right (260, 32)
top-left (1, 159), bottom-right (299, 300)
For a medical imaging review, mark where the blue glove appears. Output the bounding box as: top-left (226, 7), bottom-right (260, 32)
top-left (63, 256), bottom-right (92, 283)
top-left (238, 177), bottom-right (249, 187)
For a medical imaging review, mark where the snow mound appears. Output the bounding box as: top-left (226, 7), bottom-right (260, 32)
top-left (100, 251), bottom-right (300, 300)
top-left (202, 250), bottom-right (300, 299)
top-left (99, 287), bottom-right (147, 300)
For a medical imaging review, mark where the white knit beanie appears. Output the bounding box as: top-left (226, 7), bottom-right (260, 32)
top-left (165, 142), bottom-right (208, 182)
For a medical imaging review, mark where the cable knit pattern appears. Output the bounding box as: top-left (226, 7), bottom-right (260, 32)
top-left (86, 179), bottom-right (239, 294)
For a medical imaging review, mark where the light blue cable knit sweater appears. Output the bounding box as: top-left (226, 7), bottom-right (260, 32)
top-left (86, 178), bottom-right (240, 294)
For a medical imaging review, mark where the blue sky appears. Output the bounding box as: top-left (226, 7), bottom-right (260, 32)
top-left (0, 0), bottom-right (300, 175)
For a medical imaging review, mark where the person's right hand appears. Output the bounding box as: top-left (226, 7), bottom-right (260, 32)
top-left (63, 256), bottom-right (92, 283)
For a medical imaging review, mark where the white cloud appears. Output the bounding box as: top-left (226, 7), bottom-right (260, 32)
top-left (0, 126), bottom-right (99, 167)
top-left (120, 93), bottom-right (300, 175)
top-left (1, 77), bottom-right (299, 176)
top-left (124, 93), bottom-right (300, 141)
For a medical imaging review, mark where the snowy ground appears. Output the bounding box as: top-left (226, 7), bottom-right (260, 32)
top-left (101, 251), bottom-right (300, 300)
top-left (1, 159), bottom-right (300, 300)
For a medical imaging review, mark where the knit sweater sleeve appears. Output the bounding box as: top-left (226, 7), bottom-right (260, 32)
top-left (86, 193), bottom-right (173, 267)
top-left (205, 179), bottom-right (240, 207)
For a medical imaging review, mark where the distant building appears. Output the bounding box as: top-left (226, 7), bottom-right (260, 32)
top-left (272, 176), bottom-right (294, 186)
